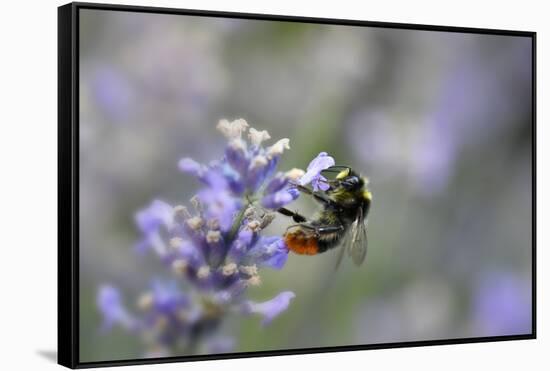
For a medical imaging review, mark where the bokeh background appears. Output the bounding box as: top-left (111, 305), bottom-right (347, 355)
top-left (78, 8), bottom-right (533, 362)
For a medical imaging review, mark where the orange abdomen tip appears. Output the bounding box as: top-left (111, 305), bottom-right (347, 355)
top-left (284, 230), bottom-right (319, 256)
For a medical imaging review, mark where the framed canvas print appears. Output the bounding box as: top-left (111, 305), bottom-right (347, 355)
top-left (58, 2), bottom-right (536, 368)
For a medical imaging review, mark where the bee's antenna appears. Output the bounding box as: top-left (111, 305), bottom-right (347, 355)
top-left (321, 165), bottom-right (352, 174)
top-left (324, 165), bottom-right (351, 170)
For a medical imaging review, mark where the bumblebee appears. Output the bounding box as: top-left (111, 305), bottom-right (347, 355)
top-left (278, 166), bottom-right (372, 267)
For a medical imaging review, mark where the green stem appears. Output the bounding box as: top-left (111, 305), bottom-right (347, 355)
top-left (216, 195), bottom-right (257, 268)
top-left (227, 204), bottom-right (249, 244)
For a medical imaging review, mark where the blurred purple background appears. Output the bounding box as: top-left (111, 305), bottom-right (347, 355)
top-left (78, 9), bottom-right (533, 362)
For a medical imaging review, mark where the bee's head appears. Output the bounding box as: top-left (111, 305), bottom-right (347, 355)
top-left (332, 167), bottom-right (364, 190)
top-left (333, 167), bottom-right (372, 202)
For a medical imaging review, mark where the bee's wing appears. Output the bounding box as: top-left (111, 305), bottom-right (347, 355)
top-left (334, 231), bottom-right (348, 271)
top-left (335, 215), bottom-right (361, 270)
top-left (348, 206), bottom-right (368, 266)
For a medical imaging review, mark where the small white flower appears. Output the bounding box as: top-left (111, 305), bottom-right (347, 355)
top-left (267, 138), bottom-right (290, 159)
top-left (245, 275), bottom-right (262, 287)
top-left (207, 218), bottom-right (220, 230)
top-left (217, 118), bottom-right (249, 139)
top-left (169, 237), bottom-right (183, 250)
top-left (186, 216), bottom-right (204, 230)
top-left (206, 230), bottom-right (222, 244)
top-left (173, 205), bottom-right (191, 220)
top-left (244, 206), bottom-right (256, 218)
top-left (190, 195), bottom-right (203, 213)
top-left (285, 168), bottom-right (305, 181)
top-left (246, 220), bottom-right (261, 232)
top-left (197, 266), bottom-right (211, 279)
top-left (260, 213), bottom-right (275, 229)
top-left (239, 264), bottom-right (259, 276)
top-left (137, 292), bottom-right (154, 311)
top-left (222, 262), bottom-right (238, 276)
top-left (228, 138), bottom-right (247, 153)
top-left (172, 259), bottom-right (188, 275)
top-left (248, 128), bottom-right (271, 146)
top-left (250, 155), bottom-right (268, 169)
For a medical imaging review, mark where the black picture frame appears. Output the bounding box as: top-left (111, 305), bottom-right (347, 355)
top-left (58, 2), bottom-right (537, 369)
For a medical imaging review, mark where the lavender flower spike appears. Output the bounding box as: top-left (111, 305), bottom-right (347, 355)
top-left (298, 152), bottom-right (335, 191)
top-left (98, 118), bottom-right (300, 357)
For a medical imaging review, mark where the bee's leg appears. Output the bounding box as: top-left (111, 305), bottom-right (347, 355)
top-left (294, 223), bottom-right (344, 236)
top-left (315, 225), bottom-right (345, 234)
top-left (294, 184), bottom-right (339, 209)
top-left (277, 207), bottom-right (308, 223)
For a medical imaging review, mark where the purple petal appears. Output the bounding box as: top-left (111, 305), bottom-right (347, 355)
top-left (228, 229), bottom-right (254, 261)
top-left (220, 164), bottom-right (245, 195)
top-left (97, 285), bottom-right (134, 331)
top-left (311, 175), bottom-right (330, 192)
top-left (263, 157), bottom-right (279, 182)
top-left (287, 187), bottom-right (300, 199)
top-left (196, 169), bottom-right (241, 231)
top-left (174, 239), bottom-right (204, 268)
top-left (248, 237), bottom-right (289, 270)
top-left (178, 158), bottom-right (205, 177)
top-left (150, 280), bottom-right (189, 313)
top-left (245, 169), bottom-right (266, 193)
top-left (201, 169), bottom-right (229, 190)
top-left (135, 200), bottom-right (174, 234)
top-left (261, 188), bottom-right (299, 209)
top-left (225, 140), bottom-right (249, 176)
top-left (265, 174), bottom-right (289, 193)
top-left (245, 291), bottom-right (296, 325)
top-left (261, 248), bottom-right (289, 270)
top-left (198, 188), bottom-right (240, 232)
top-left (134, 200), bottom-right (174, 256)
top-left (298, 152), bottom-right (335, 187)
